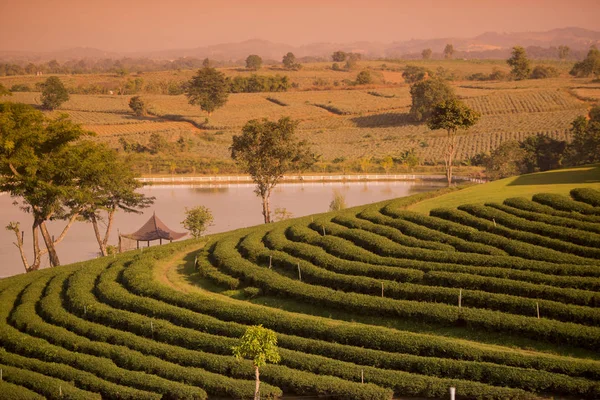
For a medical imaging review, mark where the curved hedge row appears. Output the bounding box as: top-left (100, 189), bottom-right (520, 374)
top-left (503, 197), bottom-right (600, 223)
top-left (533, 193), bottom-right (600, 215)
top-left (571, 188), bottom-right (600, 207)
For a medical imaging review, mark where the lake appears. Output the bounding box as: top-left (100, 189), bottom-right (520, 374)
top-left (0, 180), bottom-right (446, 278)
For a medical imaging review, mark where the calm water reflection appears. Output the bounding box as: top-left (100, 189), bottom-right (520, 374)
top-left (0, 181), bottom-right (445, 278)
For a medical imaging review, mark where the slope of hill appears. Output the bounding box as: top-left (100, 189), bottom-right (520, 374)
top-left (1, 174), bottom-right (599, 399)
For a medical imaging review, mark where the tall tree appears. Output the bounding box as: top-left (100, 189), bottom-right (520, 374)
top-left (231, 117), bottom-right (316, 223)
top-left (507, 46), bottom-right (531, 80)
top-left (182, 206), bottom-right (213, 238)
top-left (0, 103), bottom-right (89, 271)
top-left (409, 77), bottom-right (456, 121)
top-left (402, 65), bottom-right (430, 84)
top-left (570, 45), bottom-right (600, 79)
top-left (232, 325), bottom-right (281, 400)
top-left (185, 67), bottom-right (229, 115)
top-left (558, 45), bottom-right (570, 60)
top-left (71, 142), bottom-right (154, 256)
top-left (40, 76), bottom-right (69, 110)
top-left (245, 54), bottom-right (263, 71)
top-left (484, 141), bottom-right (526, 180)
top-left (566, 106), bottom-right (600, 165)
top-left (443, 44), bottom-right (454, 59)
top-left (422, 48), bottom-right (432, 60)
top-left (427, 99), bottom-right (480, 185)
top-left (282, 52), bottom-right (297, 69)
top-left (331, 51), bottom-right (347, 62)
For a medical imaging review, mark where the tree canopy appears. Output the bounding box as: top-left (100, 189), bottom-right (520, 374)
top-left (185, 67), bottom-right (229, 115)
top-left (443, 44), bottom-right (454, 59)
top-left (402, 65), bottom-right (430, 84)
top-left (331, 51), bottom-right (347, 62)
top-left (409, 77), bottom-right (456, 122)
top-left (282, 52), bottom-right (299, 69)
top-left (230, 117), bottom-right (316, 223)
top-left (246, 55), bottom-right (263, 71)
top-left (558, 45), bottom-right (570, 60)
top-left (427, 99), bottom-right (480, 185)
top-left (355, 70), bottom-right (372, 85)
top-left (129, 96), bottom-right (146, 116)
top-left (566, 106), bottom-right (600, 165)
top-left (507, 46), bottom-right (531, 80)
top-left (40, 76), bottom-right (69, 110)
top-left (182, 206), bottom-right (214, 238)
top-left (570, 46), bottom-right (600, 79)
top-left (232, 325), bottom-right (280, 400)
top-left (0, 83), bottom-right (11, 97)
top-left (422, 48), bottom-right (432, 60)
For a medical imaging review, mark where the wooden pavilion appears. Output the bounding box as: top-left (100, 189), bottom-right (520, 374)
top-left (119, 212), bottom-right (187, 251)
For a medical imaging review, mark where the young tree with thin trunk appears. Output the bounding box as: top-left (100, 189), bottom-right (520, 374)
top-left (232, 325), bottom-right (281, 400)
top-left (231, 117), bottom-right (316, 223)
top-left (444, 44), bottom-right (454, 59)
top-left (427, 99), bottom-right (480, 186)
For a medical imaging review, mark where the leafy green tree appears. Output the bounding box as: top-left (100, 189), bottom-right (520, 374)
top-left (444, 44), bottom-right (454, 59)
top-left (570, 46), bottom-right (600, 79)
top-left (355, 70), bottom-right (372, 85)
top-left (232, 325), bottom-right (281, 400)
top-left (558, 45), bottom-right (570, 60)
top-left (520, 134), bottom-right (566, 172)
top-left (484, 141), bottom-right (526, 180)
top-left (565, 106), bottom-right (600, 165)
top-left (182, 206), bottom-right (214, 238)
top-left (40, 76), bottom-right (69, 110)
top-left (282, 52), bottom-right (297, 69)
top-left (381, 155), bottom-right (394, 173)
top-left (231, 117), bottom-right (316, 223)
top-left (409, 77), bottom-right (456, 121)
top-left (185, 67), bottom-right (229, 115)
top-left (246, 54), bottom-right (263, 71)
top-left (507, 46), bottom-right (531, 80)
top-left (332, 51), bottom-right (347, 62)
top-left (71, 143), bottom-right (154, 256)
top-left (0, 83), bottom-right (11, 97)
top-left (129, 96), bottom-right (146, 116)
top-left (148, 133), bottom-right (168, 154)
top-left (422, 48), bottom-right (432, 60)
top-left (402, 65), bottom-right (430, 84)
top-left (329, 189), bottom-right (347, 211)
top-left (273, 207), bottom-right (293, 222)
top-left (0, 103), bottom-right (89, 270)
top-left (400, 148), bottom-right (420, 170)
top-left (427, 99), bottom-right (480, 185)
top-left (202, 57), bottom-right (211, 67)
top-left (530, 65), bottom-right (560, 79)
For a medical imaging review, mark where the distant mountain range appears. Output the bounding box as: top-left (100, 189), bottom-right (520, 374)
top-left (1, 27), bottom-right (599, 63)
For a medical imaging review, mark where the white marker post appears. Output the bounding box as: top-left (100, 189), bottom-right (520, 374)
top-left (450, 386), bottom-right (456, 400)
top-left (297, 263), bottom-right (302, 282)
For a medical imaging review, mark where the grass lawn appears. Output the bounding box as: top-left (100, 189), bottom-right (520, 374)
top-left (409, 164), bottom-right (600, 214)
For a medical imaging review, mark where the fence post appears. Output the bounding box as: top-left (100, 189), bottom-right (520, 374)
top-left (297, 263), bottom-right (302, 282)
top-left (450, 387), bottom-right (456, 400)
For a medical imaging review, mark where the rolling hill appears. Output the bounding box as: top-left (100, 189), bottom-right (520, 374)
top-left (0, 174), bottom-right (599, 399)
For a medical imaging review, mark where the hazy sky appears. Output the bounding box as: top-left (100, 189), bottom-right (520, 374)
top-left (1, 0), bottom-right (598, 52)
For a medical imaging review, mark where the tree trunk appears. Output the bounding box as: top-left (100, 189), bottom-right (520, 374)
top-left (6, 221), bottom-right (42, 273)
top-left (254, 366), bottom-right (260, 400)
top-left (90, 213), bottom-right (107, 257)
top-left (261, 191), bottom-right (272, 224)
top-left (445, 129), bottom-right (457, 186)
top-left (39, 221), bottom-right (60, 267)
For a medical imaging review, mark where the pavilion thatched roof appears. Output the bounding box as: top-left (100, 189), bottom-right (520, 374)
top-left (121, 212), bottom-right (187, 241)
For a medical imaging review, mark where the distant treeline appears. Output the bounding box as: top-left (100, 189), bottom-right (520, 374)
top-left (388, 46), bottom-right (589, 61)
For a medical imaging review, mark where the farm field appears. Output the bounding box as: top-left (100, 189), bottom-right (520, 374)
top-left (1, 177), bottom-right (599, 399)
top-left (1, 60), bottom-right (598, 172)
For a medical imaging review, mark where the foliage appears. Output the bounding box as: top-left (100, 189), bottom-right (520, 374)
top-left (422, 48), bottom-right (432, 60)
top-left (329, 189), bottom-right (347, 211)
top-left (282, 52), bottom-right (300, 70)
top-left (331, 51), bottom-right (347, 62)
top-left (443, 44), bottom-right (454, 59)
top-left (520, 134), bottom-right (566, 173)
top-left (402, 65), bottom-right (430, 84)
top-left (0, 83), bottom-right (11, 97)
top-left (0, 103), bottom-right (89, 270)
top-left (182, 206), bottom-right (214, 238)
top-left (232, 325), bottom-right (280, 400)
top-left (129, 96), bottom-right (146, 116)
top-left (355, 70), bottom-right (372, 85)
top-left (427, 99), bottom-right (480, 185)
top-left (229, 74), bottom-right (290, 93)
top-left (565, 107), bottom-right (600, 165)
top-left (331, 63), bottom-right (341, 71)
top-left (273, 207), bottom-right (293, 222)
top-left (530, 65), bottom-right (560, 79)
top-left (507, 46), bottom-right (531, 80)
top-left (231, 117), bottom-right (316, 223)
top-left (409, 78), bottom-right (456, 122)
top-left (40, 76), bottom-right (69, 110)
top-left (558, 45), bottom-right (570, 60)
top-left (484, 141), bottom-right (526, 180)
top-left (245, 55), bottom-right (263, 71)
top-left (570, 46), bottom-right (600, 79)
top-left (185, 67), bottom-right (229, 115)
